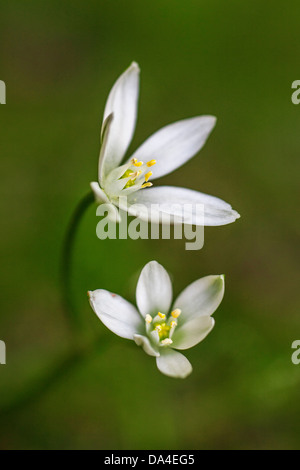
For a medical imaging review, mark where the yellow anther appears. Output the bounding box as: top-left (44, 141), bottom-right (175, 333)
top-left (161, 338), bottom-right (173, 346)
top-left (141, 182), bottom-right (153, 189)
top-left (144, 171), bottom-right (152, 182)
top-left (158, 312), bottom-right (166, 320)
top-left (131, 158), bottom-right (143, 167)
top-left (145, 314), bottom-right (152, 324)
top-left (147, 160), bottom-right (156, 167)
top-left (130, 170), bottom-right (141, 179)
top-left (170, 320), bottom-right (177, 328)
top-left (171, 308), bottom-right (181, 318)
top-left (155, 325), bottom-right (162, 332)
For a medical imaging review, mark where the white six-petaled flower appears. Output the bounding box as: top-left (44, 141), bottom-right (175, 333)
top-left (88, 261), bottom-right (225, 378)
top-left (90, 62), bottom-right (240, 226)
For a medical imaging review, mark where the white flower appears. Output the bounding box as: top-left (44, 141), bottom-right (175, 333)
top-left (88, 260), bottom-right (224, 378)
top-left (90, 62), bottom-right (240, 226)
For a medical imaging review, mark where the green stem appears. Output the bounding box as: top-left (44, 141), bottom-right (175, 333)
top-left (60, 191), bottom-right (95, 332)
top-left (0, 337), bottom-right (109, 419)
top-left (0, 192), bottom-right (107, 419)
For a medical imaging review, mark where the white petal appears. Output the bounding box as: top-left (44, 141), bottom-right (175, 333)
top-left (136, 261), bottom-right (173, 318)
top-left (88, 289), bottom-right (142, 340)
top-left (90, 181), bottom-right (110, 204)
top-left (173, 275), bottom-right (225, 322)
top-left (99, 62), bottom-right (140, 181)
top-left (134, 334), bottom-right (160, 357)
top-left (98, 112), bottom-right (114, 184)
top-left (129, 116), bottom-right (216, 180)
top-left (171, 316), bottom-right (215, 350)
top-left (127, 186), bottom-right (240, 226)
top-left (156, 349), bottom-right (192, 378)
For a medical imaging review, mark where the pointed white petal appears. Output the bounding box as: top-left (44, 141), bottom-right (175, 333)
top-left (99, 62), bottom-right (140, 181)
top-left (173, 275), bottom-right (225, 322)
top-left (156, 349), bottom-right (192, 378)
top-left (171, 316), bottom-right (215, 350)
top-left (126, 186), bottom-right (240, 226)
top-left (88, 289), bottom-right (142, 340)
top-left (136, 261), bottom-right (173, 318)
top-left (129, 116), bottom-right (216, 179)
top-left (134, 334), bottom-right (160, 357)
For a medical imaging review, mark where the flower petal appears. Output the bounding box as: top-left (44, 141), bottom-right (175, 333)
top-left (88, 289), bottom-right (142, 340)
top-left (173, 275), bottom-right (225, 322)
top-left (90, 181), bottom-right (110, 204)
top-left (156, 349), bottom-right (192, 378)
top-left (134, 334), bottom-right (160, 357)
top-left (126, 186), bottom-right (240, 226)
top-left (171, 316), bottom-right (215, 350)
top-left (129, 116), bottom-right (216, 180)
top-left (99, 62), bottom-right (140, 181)
top-left (136, 261), bottom-right (173, 318)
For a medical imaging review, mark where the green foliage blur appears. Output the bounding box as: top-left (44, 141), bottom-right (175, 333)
top-left (0, 0), bottom-right (299, 450)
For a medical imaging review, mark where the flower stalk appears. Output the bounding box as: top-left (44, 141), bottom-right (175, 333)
top-left (0, 337), bottom-right (110, 419)
top-left (60, 191), bottom-right (94, 332)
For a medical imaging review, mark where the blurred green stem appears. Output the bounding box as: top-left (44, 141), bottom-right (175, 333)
top-left (61, 191), bottom-right (94, 332)
top-left (0, 337), bottom-right (109, 419)
top-left (0, 191), bottom-right (108, 419)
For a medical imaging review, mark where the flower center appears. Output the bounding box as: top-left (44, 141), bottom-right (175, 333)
top-left (104, 158), bottom-right (157, 198)
top-left (153, 321), bottom-right (171, 340)
top-left (145, 309), bottom-right (181, 347)
top-left (120, 158), bottom-right (156, 190)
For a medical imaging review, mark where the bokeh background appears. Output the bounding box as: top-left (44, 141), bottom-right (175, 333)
top-left (0, 0), bottom-right (300, 450)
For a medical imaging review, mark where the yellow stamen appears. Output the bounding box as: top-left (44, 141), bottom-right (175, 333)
top-left (131, 158), bottom-right (143, 167)
top-left (171, 308), bottom-right (181, 318)
top-left (161, 338), bottom-right (173, 346)
top-left (170, 320), bottom-right (177, 328)
top-left (158, 312), bottom-right (166, 320)
top-left (144, 171), bottom-right (152, 182)
top-left (130, 170), bottom-right (142, 179)
top-left (147, 159), bottom-right (156, 167)
top-left (141, 182), bottom-right (153, 189)
top-left (145, 314), bottom-right (152, 324)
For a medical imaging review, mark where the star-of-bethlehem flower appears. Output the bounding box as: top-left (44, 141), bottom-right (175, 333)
top-left (88, 261), bottom-right (224, 378)
top-left (90, 62), bottom-right (240, 225)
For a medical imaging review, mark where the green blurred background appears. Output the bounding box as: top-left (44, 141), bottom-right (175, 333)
top-left (0, 0), bottom-right (300, 450)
